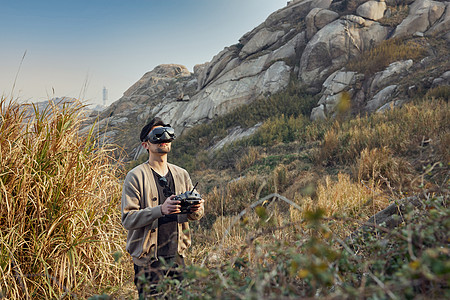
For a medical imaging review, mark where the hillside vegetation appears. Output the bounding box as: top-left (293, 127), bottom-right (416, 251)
top-left (145, 80), bottom-right (449, 299)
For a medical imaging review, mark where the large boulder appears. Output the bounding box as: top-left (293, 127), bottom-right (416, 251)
top-left (299, 16), bottom-right (390, 88)
top-left (198, 0), bottom-right (334, 91)
top-left (239, 29), bottom-right (285, 59)
top-left (161, 59), bottom-right (293, 131)
top-left (311, 104), bottom-right (326, 121)
top-left (356, 0), bottom-right (387, 21)
top-left (426, 1), bottom-right (450, 40)
top-left (197, 47), bottom-right (239, 90)
top-left (210, 123), bottom-right (262, 152)
top-left (393, 0), bottom-right (446, 38)
top-left (94, 0), bottom-right (449, 160)
top-left (306, 8), bottom-right (340, 39)
top-left (365, 85), bottom-right (398, 112)
top-left (432, 70), bottom-right (450, 87)
top-left (100, 64), bottom-right (197, 131)
top-left (321, 70), bottom-right (358, 95)
top-left (252, 0), bottom-right (332, 34)
top-left (369, 60), bottom-right (414, 95)
top-left (267, 31), bottom-right (307, 62)
top-left (123, 64), bottom-right (191, 98)
top-left (311, 70), bottom-right (358, 119)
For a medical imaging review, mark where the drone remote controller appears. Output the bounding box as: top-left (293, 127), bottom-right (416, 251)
top-left (173, 182), bottom-right (202, 214)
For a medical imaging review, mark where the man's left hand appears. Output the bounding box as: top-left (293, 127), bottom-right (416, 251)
top-left (190, 199), bottom-right (204, 213)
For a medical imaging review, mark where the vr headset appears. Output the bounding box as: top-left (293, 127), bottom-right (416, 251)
top-left (145, 126), bottom-right (176, 144)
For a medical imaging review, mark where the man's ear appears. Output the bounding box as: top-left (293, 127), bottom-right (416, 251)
top-left (142, 141), bottom-right (150, 150)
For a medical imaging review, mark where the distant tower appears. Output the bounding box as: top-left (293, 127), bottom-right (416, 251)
top-left (102, 87), bottom-right (108, 106)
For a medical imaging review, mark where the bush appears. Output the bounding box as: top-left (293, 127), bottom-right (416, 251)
top-left (425, 85), bottom-right (450, 101)
top-left (298, 173), bottom-right (387, 237)
top-left (247, 114), bottom-right (310, 147)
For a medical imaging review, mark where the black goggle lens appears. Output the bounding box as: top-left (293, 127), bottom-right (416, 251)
top-left (152, 127), bottom-right (174, 136)
top-left (146, 126), bottom-right (176, 143)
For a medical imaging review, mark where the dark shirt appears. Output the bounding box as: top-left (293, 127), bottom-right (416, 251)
top-left (152, 169), bottom-right (179, 258)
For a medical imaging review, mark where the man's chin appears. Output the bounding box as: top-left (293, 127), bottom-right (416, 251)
top-left (157, 144), bottom-right (171, 153)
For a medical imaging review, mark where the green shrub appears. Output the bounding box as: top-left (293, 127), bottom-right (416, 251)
top-left (246, 114), bottom-right (309, 146)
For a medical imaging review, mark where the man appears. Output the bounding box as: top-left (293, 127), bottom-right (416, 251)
top-left (121, 117), bottom-right (204, 298)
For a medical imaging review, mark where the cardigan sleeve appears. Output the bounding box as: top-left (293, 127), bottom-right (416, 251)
top-left (121, 171), bottom-right (163, 230)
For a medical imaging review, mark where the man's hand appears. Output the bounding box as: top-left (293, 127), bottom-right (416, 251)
top-left (189, 199), bottom-right (205, 213)
top-left (161, 195), bottom-right (181, 215)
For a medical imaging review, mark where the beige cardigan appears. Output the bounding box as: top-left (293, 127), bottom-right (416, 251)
top-left (121, 162), bottom-right (204, 266)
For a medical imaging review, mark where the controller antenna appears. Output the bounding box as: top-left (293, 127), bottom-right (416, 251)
top-left (191, 182), bottom-right (198, 193)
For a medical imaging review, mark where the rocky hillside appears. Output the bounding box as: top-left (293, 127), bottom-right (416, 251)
top-left (90, 0), bottom-right (449, 160)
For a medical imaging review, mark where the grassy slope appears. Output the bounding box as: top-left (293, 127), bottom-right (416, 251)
top-left (157, 45), bottom-right (450, 296)
top-left (170, 89), bottom-right (449, 299)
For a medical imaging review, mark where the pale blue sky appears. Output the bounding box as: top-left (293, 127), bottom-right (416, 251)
top-left (1, 0), bottom-right (288, 106)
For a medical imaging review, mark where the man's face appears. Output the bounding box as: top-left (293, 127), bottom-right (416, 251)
top-left (143, 125), bottom-right (172, 154)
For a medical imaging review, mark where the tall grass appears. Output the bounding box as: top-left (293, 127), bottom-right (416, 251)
top-left (297, 173), bottom-right (387, 237)
top-left (316, 99), bottom-right (449, 167)
top-left (346, 38), bottom-right (426, 76)
top-left (0, 97), bottom-right (126, 299)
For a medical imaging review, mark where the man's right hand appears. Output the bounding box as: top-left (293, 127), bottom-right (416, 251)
top-left (161, 195), bottom-right (181, 215)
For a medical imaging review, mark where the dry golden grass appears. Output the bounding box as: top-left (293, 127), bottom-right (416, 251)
top-left (236, 147), bottom-right (264, 173)
top-left (0, 97), bottom-right (128, 299)
top-left (347, 38), bottom-right (426, 75)
top-left (289, 173), bottom-right (386, 237)
top-left (353, 147), bottom-right (415, 193)
top-left (317, 100), bottom-right (449, 167)
top-left (179, 97), bottom-right (449, 299)
top-left (192, 99), bottom-right (448, 266)
top-left (438, 131), bottom-right (450, 163)
top-left (378, 5), bottom-right (409, 27)
top-left (196, 169), bottom-right (387, 265)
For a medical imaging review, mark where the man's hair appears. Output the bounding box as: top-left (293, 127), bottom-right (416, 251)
top-left (140, 117), bottom-right (167, 142)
